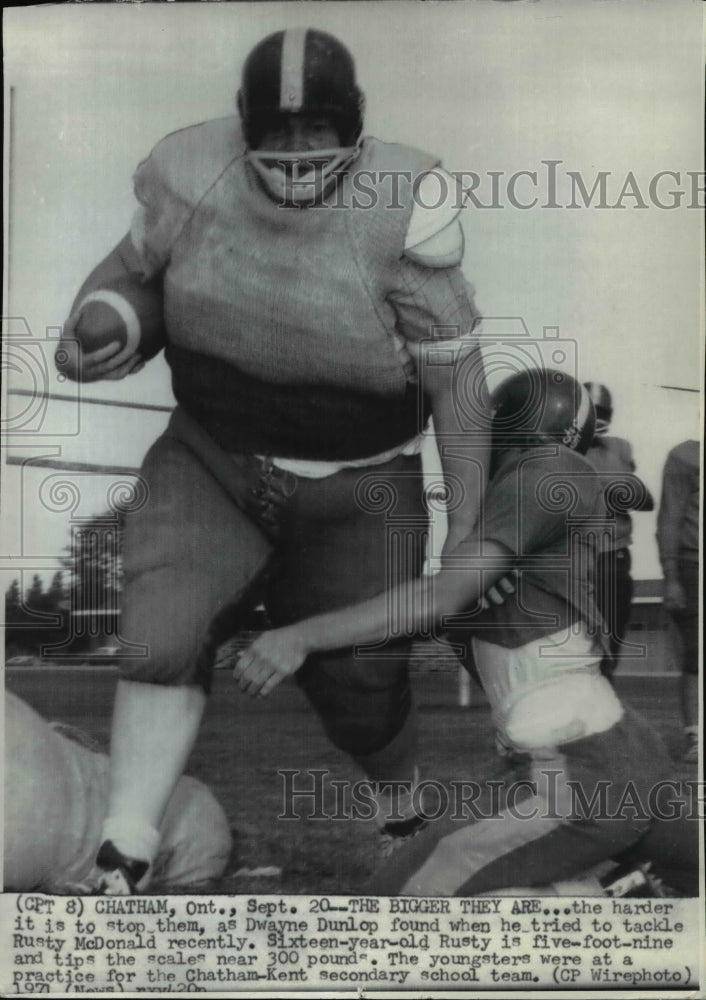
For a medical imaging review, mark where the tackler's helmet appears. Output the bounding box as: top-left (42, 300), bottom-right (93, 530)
top-left (238, 28), bottom-right (364, 203)
top-left (583, 382), bottom-right (613, 436)
top-left (491, 368), bottom-right (596, 459)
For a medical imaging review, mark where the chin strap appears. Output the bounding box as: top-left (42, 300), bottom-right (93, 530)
top-left (246, 145), bottom-right (360, 204)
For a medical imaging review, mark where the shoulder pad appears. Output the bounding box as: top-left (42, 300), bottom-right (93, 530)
top-left (404, 219), bottom-right (464, 267)
top-left (137, 116), bottom-right (245, 207)
top-left (404, 169), bottom-right (465, 267)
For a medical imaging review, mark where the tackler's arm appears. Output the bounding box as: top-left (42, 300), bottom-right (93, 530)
top-left (233, 540), bottom-right (513, 698)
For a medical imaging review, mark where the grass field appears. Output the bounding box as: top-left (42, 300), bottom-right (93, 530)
top-left (6, 625), bottom-right (696, 897)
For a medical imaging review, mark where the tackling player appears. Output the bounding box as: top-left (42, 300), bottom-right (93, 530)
top-left (236, 368), bottom-right (680, 895)
top-left (56, 28), bottom-right (489, 892)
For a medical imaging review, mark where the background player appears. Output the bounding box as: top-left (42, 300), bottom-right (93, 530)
top-left (584, 382), bottom-right (654, 677)
top-left (56, 28), bottom-right (489, 892)
top-left (657, 439), bottom-right (700, 764)
top-left (235, 367), bottom-right (677, 896)
top-left (4, 693), bottom-right (231, 893)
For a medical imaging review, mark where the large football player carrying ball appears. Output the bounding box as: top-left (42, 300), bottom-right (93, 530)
top-left (57, 28), bottom-right (490, 893)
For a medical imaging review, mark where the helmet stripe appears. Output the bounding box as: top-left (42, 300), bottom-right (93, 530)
top-left (575, 380), bottom-right (592, 433)
top-left (280, 28), bottom-right (307, 113)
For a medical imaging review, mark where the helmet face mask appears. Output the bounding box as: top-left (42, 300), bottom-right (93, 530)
top-left (238, 28), bottom-right (364, 204)
top-left (583, 382), bottom-right (612, 437)
top-left (490, 368), bottom-right (596, 471)
top-left (593, 407), bottom-right (611, 436)
top-left (246, 140), bottom-right (360, 205)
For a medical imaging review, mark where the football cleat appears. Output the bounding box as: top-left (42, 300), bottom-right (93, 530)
top-left (96, 840), bottom-right (149, 896)
top-left (601, 860), bottom-right (677, 899)
top-left (379, 814), bottom-right (428, 859)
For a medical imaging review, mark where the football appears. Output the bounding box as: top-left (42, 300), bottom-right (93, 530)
top-left (71, 272), bottom-right (166, 365)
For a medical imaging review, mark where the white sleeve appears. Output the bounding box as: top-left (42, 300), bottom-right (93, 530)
top-left (404, 168), bottom-right (465, 267)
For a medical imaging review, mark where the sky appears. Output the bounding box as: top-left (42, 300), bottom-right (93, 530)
top-left (2, 0), bottom-right (704, 592)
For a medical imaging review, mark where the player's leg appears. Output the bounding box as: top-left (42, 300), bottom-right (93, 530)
top-left (371, 792), bottom-right (629, 897)
top-left (371, 710), bottom-right (669, 896)
top-left (98, 425), bottom-right (272, 891)
top-left (269, 454), bottom-right (427, 832)
top-left (596, 548), bottom-right (633, 678)
top-left (620, 795), bottom-right (700, 896)
top-left (453, 711), bottom-right (667, 896)
top-left (610, 547), bottom-right (634, 668)
top-left (594, 550), bottom-right (615, 676)
top-left (99, 682), bottom-right (207, 890)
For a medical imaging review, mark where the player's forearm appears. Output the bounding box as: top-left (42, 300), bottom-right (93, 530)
top-left (299, 559), bottom-right (504, 655)
top-left (659, 559), bottom-right (681, 584)
top-left (657, 534), bottom-right (682, 580)
top-left (656, 477), bottom-right (689, 572)
top-left (298, 578), bottom-right (432, 653)
top-left (430, 363), bottom-right (491, 545)
top-left (439, 441), bottom-right (490, 543)
top-left (60, 232), bottom-right (159, 384)
top-left (657, 522), bottom-right (682, 580)
top-left (392, 262), bottom-right (490, 538)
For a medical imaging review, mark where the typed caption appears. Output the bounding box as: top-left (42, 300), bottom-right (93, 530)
top-left (1, 893), bottom-right (700, 995)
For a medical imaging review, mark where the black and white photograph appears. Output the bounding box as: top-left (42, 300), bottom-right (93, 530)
top-left (2, 1), bottom-right (703, 996)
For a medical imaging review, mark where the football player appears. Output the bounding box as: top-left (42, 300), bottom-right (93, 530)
top-left (56, 28), bottom-right (490, 891)
top-left (4, 693), bottom-right (231, 893)
top-left (236, 368), bottom-right (687, 895)
top-left (584, 382), bottom-right (654, 677)
top-left (657, 440), bottom-right (700, 763)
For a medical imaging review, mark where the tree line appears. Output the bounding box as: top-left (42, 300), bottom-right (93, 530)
top-left (5, 513), bottom-right (123, 660)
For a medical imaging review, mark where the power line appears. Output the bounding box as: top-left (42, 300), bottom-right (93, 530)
top-left (650, 384), bottom-right (700, 394)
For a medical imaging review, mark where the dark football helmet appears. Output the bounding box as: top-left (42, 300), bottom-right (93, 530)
top-left (237, 28), bottom-right (364, 203)
top-left (491, 368), bottom-right (596, 458)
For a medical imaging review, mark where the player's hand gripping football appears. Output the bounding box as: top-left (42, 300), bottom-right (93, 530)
top-left (56, 310), bottom-right (145, 382)
top-left (233, 627), bottom-right (312, 697)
